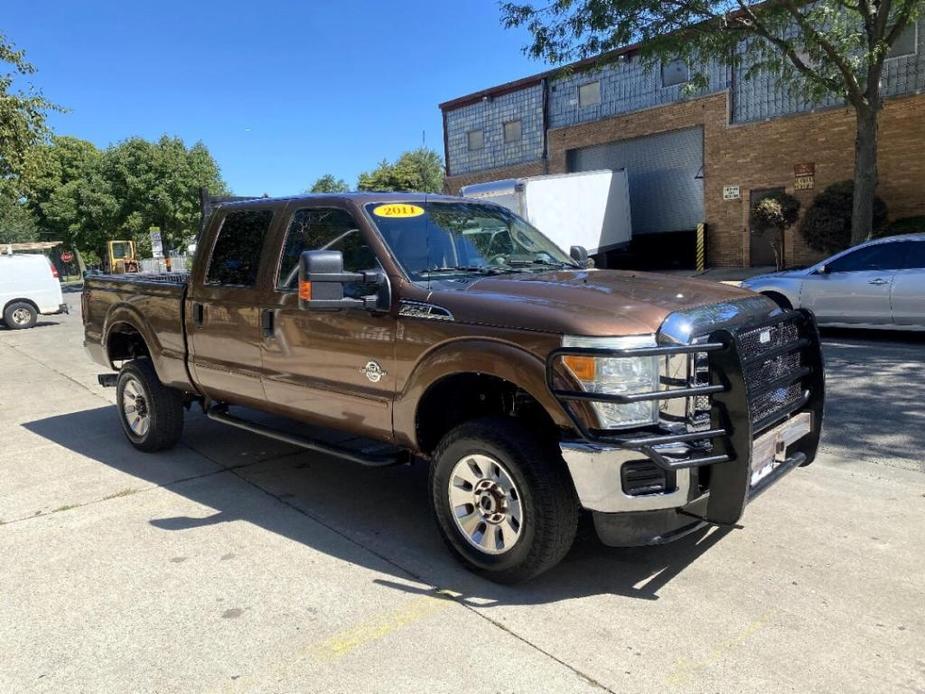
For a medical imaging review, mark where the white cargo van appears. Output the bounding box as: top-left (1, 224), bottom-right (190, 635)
top-left (460, 170), bottom-right (632, 257)
top-left (0, 253), bottom-right (67, 329)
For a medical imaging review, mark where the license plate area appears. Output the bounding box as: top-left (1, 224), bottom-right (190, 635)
top-left (749, 412), bottom-right (812, 487)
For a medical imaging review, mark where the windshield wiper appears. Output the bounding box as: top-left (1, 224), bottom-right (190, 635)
top-left (419, 265), bottom-right (506, 277)
top-left (504, 258), bottom-right (576, 269)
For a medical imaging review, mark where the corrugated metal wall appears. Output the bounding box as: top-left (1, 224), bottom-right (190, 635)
top-left (548, 59), bottom-right (728, 129)
top-left (567, 127), bottom-right (704, 235)
top-left (733, 18), bottom-right (925, 123)
top-left (444, 84), bottom-right (545, 176)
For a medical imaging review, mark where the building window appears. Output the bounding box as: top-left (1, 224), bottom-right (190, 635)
top-left (467, 129), bottom-right (484, 151)
top-left (503, 120), bottom-right (522, 143)
top-left (661, 59), bottom-right (690, 87)
top-left (887, 23), bottom-right (918, 59)
top-left (578, 81), bottom-right (601, 108)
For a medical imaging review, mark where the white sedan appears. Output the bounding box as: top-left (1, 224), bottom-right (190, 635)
top-left (741, 233), bottom-right (925, 330)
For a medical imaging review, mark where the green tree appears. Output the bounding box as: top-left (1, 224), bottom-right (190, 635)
top-left (357, 148), bottom-right (444, 193)
top-left (21, 136), bottom-right (116, 254)
top-left (0, 181), bottom-right (39, 244)
top-left (103, 136), bottom-right (227, 253)
top-left (502, 0), bottom-right (923, 246)
top-left (0, 33), bottom-right (62, 180)
top-left (308, 174), bottom-right (350, 193)
top-left (22, 135), bottom-right (227, 258)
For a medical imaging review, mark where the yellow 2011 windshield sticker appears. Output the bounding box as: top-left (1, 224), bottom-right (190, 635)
top-left (372, 204), bottom-right (425, 218)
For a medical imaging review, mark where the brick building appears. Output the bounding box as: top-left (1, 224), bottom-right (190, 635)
top-left (440, 20), bottom-right (925, 268)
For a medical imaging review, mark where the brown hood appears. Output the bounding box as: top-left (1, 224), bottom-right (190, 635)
top-left (430, 269), bottom-right (756, 335)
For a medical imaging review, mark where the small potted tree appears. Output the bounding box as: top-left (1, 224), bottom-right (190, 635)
top-left (751, 192), bottom-right (801, 271)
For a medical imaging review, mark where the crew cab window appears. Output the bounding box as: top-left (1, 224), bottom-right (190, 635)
top-left (206, 209), bottom-right (274, 286)
top-left (277, 208), bottom-right (378, 297)
top-left (826, 242), bottom-right (908, 273)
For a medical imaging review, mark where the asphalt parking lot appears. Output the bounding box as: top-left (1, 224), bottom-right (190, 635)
top-left (1, 293), bottom-right (923, 693)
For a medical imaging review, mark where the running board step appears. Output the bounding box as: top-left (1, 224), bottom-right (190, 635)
top-left (206, 406), bottom-right (408, 467)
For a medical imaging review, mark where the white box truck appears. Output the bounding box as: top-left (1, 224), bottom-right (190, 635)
top-left (460, 170), bottom-right (632, 257)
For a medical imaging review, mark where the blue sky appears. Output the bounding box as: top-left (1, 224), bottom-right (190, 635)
top-left (5, 1), bottom-right (548, 196)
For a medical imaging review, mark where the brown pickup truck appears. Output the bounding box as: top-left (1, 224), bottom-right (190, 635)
top-left (82, 192), bottom-right (824, 582)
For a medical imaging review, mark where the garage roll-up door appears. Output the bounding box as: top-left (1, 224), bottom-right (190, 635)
top-left (567, 126), bottom-right (704, 235)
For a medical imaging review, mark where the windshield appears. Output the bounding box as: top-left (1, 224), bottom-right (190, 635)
top-left (365, 201), bottom-right (578, 281)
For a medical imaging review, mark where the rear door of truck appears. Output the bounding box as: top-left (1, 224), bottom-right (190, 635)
top-left (185, 204), bottom-right (279, 406)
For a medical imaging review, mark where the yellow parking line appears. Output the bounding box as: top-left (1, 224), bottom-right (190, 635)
top-left (309, 591), bottom-right (457, 663)
top-left (665, 609), bottom-right (773, 688)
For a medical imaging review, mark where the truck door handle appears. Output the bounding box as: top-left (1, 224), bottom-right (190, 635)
top-left (193, 302), bottom-right (204, 325)
top-left (261, 309), bottom-right (275, 338)
top-left (868, 278), bottom-right (889, 286)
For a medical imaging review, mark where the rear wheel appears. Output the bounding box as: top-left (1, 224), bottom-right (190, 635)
top-left (429, 417), bottom-right (579, 583)
top-left (116, 358), bottom-right (184, 452)
top-left (3, 301), bottom-right (37, 330)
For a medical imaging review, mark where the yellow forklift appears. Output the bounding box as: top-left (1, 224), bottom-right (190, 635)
top-left (107, 240), bottom-right (140, 273)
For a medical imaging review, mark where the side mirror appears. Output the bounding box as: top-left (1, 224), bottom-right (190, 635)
top-left (816, 264), bottom-right (830, 275)
top-left (298, 250), bottom-right (390, 311)
top-left (570, 245), bottom-right (591, 268)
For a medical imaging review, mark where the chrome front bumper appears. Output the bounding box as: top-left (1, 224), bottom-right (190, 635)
top-left (560, 441), bottom-right (693, 513)
top-left (560, 411), bottom-right (814, 515)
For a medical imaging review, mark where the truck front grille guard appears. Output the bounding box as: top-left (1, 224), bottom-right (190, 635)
top-left (546, 309), bottom-right (825, 520)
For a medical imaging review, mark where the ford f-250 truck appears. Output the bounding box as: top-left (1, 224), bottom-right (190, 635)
top-left (83, 192), bottom-right (824, 582)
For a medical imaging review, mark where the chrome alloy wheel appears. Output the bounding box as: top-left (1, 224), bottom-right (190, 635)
top-left (448, 454), bottom-right (523, 555)
top-left (10, 307), bottom-right (32, 326)
top-left (121, 376), bottom-right (151, 437)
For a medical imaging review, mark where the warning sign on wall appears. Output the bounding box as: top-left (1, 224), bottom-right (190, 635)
top-left (794, 162), bottom-right (815, 190)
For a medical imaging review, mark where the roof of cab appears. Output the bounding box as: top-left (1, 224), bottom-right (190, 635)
top-left (218, 192), bottom-right (464, 209)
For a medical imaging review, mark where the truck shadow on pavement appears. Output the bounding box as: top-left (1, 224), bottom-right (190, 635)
top-left (22, 405), bottom-right (733, 604)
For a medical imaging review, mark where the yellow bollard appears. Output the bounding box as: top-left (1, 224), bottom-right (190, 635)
top-left (696, 223), bottom-right (706, 272)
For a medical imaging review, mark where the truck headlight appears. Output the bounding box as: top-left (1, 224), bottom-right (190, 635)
top-left (561, 335), bottom-right (659, 429)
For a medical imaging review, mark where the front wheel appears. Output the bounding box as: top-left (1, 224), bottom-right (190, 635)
top-left (429, 417), bottom-right (579, 583)
top-left (116, 358), bottom-right (184, 452)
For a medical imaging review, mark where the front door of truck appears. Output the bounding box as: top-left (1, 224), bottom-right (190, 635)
top-left (187, 207), bottom-right (277, 406)
top-left (259, 204), bottom-right (395, 439)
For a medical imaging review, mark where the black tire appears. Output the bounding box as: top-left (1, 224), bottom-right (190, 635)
top-left (116, 358), bottom-right (184, 452)
top-left (3, 301), bottom-right (37, 330)
top-left (429, 417), bottom-right (579, 583)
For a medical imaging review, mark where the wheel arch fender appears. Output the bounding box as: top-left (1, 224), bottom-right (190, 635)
top-left (3, 297), bottom-right (39, 315)
top-left (747, 279), bottom-right (801, 310)
top-left (102, 304), bottom-right (168, 378)
top-left (393, 338), bottom-right (572, 452)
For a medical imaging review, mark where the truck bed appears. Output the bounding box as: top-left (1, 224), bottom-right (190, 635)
top-left (83, 273), bottom-right (193, 390)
